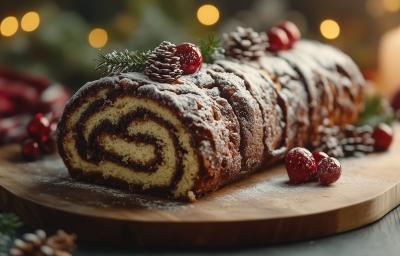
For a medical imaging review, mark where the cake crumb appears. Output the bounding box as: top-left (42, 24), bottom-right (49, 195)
top-left (187, 191), bottom-right (196, 202)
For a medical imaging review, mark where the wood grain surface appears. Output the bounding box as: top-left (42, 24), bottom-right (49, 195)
top-left (0, 129), bottom-right (400, 248)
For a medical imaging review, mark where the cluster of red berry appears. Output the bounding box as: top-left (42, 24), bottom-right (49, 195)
top-left (21, 113), bottom-right (57, 160)
top-left (267, 21), bottom-right (301, 52)
top-left (285, 148), bottom-right (341, 185)
top-left (285, 123), bottom-right (394, 186)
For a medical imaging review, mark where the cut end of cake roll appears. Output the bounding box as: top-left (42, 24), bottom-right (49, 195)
top-left (57, 74), bottom-right (237, 200)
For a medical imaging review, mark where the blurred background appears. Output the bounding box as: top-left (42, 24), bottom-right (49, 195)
top-left (1, 0), bottom-right (400, 92)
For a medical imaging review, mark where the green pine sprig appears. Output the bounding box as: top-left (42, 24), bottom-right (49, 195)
top-left (0, 213), bottom-right (22, 255)
top-left (96, 49), bottom-right (152, 75)
top-left (199, 35), bottom-right (225, 63)
top-left (358, 94), bottom-right (395, 127)
top-left (0, 213), bottom-right (22, 236)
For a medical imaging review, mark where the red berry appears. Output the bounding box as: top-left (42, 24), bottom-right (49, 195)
top-left (391, 89), bottom-right (400, 111)
top-left (372, 123), bottom-right (394, 151)
top-left (317, 157), bottom-right (342, 185)
top-left (27, 113), bottom-right (51, 140)
top-left (267, 27), bottom-right (290, 52)
top-left (176, 43), bottom-right (203, 75)
top-left (21, 139), bottom-right (41, 160)
top-left (39, 135), bottom-right (55, 154)
top-left (277, 21), bottom-right (301, 47)
top-left (312, 151), bottom-right (329, 164)
top-left (285, 147), bottom-right (317, 184)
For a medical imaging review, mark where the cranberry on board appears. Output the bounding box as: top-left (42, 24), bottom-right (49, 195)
top-left (285, 147), bottom-right (317, 184)
top-left (27, 113), bottom-right (51, 141)
top-left (176, 43), bottom-right (203, 75)
top-left (317, 157), bottom-right (342, 185)
top-left (277, 21), bottom-right (301, 47)
top-left (21, 139), bottom-right (41, 160)
top-left (39, 135), bottom-right (56, 154)
top-left (267, 27), bottom-right (290, 52)
top-left (312, 151), bottom-right (329, 164)
top-left (372, 123), bottom-right (393, 152)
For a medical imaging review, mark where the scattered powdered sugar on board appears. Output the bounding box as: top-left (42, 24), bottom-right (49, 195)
top-left (15, 155), bottom-right (193, 211)
top-left (216, 174), bottom-right (319, 203)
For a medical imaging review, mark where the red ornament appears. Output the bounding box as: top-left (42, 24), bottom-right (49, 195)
top-left (176, 43), bottom-right (203, 75)
top-left (317, 157), bottom-right (342, 185)
top-left (285, 147), bottom-right (317, 184)
top-left (312, 151), bottom-right (329, 164)
top-left (21, 139), bottom-right (41, 160)
top-left (277, 21), bottom-right (301, 47)
top-left (267, 27), bottom-right (290, 52)
top-left (372, 123), bottom-right (394, 151)
top-left (27, 113), bottom-right (51, 141)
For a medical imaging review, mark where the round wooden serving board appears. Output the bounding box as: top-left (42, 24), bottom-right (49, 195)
top-left (1, 130), bottom-right (400, 248)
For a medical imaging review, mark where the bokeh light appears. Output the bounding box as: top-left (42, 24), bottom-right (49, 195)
top-left (21, 11), bottom-right (40, 32)
top-left (88, 28), bottom-right (108, 48)
top-left (383, 0), bottom-right (400, 12)
top-left (320, 19), bottom-right (340, 40)
top-left (0, 16), bottom-right (19, 37)
top-left (197, 4), bottom-right (220, 26)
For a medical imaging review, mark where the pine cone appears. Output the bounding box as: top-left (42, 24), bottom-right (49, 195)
top-left (312, 124), bottom-right (375, 158)
top-left (144, 41), bottom-right (183, 83)
top-left (340, 125), bottom-right (374, 157)
top-left (223, 27), bottom-right (267, 60)
top-left (9, 230), bottom-right (76, 256)
top-left (314, 125), bottom-right (345, 158)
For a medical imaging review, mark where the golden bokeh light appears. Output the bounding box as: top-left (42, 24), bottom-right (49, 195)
top-left (320, 19), bottom-right (340, 40)
top-left (383, 0), bottom-right (400, 12)
top-left (0, 16), bottom-right (19, 37)
top-left (88, 28), bottom-right (108, 48)
top-left (197, 4), bottom-right (220, 26)
top-left (21, 11), bottom-right (40, 32)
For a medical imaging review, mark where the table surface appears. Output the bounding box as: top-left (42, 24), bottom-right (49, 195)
top-left (71, 205), bottom-right (400, 256)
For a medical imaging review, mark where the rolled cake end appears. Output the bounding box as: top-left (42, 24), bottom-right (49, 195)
top-left (57, 76), bottom-right (219, 200)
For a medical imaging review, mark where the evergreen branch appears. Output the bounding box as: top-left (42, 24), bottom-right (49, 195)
top-left (96, 49), bottom-right (151, 75)
top-left (199, 35), bottom-right (225, 63)
top-left (0, 213), bottom-right (22, 255)
top-left (0, 213), bottom-right (22, 236)
top-left (358, 94), bottom-right (395, 127)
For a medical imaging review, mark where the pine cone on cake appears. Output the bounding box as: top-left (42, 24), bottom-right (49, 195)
top-left (223, 27), bottom-right (267, 60)
top-left (9, 229), bottom-right (76, 256)
top-left (144, 41), bottom-right (183, 83)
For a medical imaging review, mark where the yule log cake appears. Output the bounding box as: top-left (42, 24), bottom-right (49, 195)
top-left (57, 26), bottom-right (364, 200)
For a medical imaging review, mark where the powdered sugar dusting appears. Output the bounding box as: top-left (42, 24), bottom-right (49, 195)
top-left (11, 155), bottom-right (193, 211)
